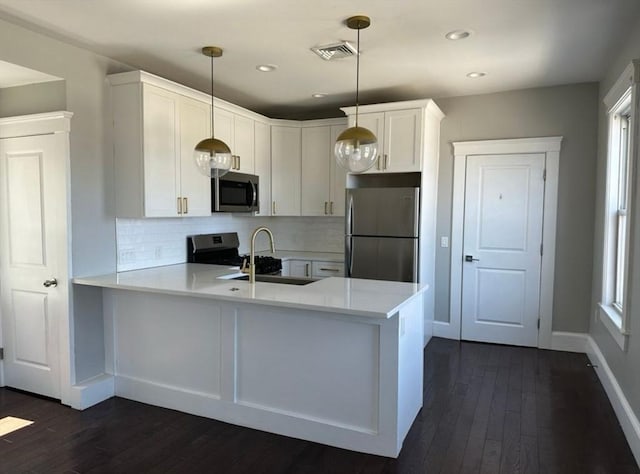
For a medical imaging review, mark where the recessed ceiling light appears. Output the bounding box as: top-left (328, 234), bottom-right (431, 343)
top-left (256, 64), bottom-right (277, 72)
top-left (445, 30), bottom-right (471, 40)
top-left (312, 93), bottom-right (328, 99)
top-left (467, 72), bottom-right (486, 78)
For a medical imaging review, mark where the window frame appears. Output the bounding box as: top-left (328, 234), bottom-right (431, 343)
top-left (600, 60), bottom-right (639, 351)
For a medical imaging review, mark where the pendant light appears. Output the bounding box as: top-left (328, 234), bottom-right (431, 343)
top-left (334, 15), bottom-right (378, 173)
top-left (194, 46), bottom-right (232, 179)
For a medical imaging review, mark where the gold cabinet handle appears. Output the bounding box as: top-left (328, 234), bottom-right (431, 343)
top-left (237, 155), bottom-right (241, 170)
top-left (177, 196), bottom-right (182, 215)
top-left (183, 197), bottom-right (188, 214)
top-left (272, 201), bottom-right (276, 215)
top-left (384, 154), bottom-right (389, 170)
top-left (377, 155), bottom-right (381, 170)
top-left (330, 201), bottom-right (334, 215)
top-left (324, 201), bottom-right (328, 215)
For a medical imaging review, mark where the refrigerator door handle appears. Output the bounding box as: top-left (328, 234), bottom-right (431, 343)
top-left (346, 237), bottom-right (353, 277)
top-left (413, 238), bottom-right (419, 282)
top-left (346, 194), bottom-right (354, 236)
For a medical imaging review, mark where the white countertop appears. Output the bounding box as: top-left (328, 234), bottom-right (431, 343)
top-left (73, 263), bottom-right (425, 319)
top-left (256, 250), bottom-right (344, 262)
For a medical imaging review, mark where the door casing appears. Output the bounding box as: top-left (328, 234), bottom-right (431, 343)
top-left (444, 136), bottom-right (562, 349)
top-left (0, 111), bottom-right (73, 403)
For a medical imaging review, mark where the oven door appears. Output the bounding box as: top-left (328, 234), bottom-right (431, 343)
top-left (213, 172), bottom-right (259, 212)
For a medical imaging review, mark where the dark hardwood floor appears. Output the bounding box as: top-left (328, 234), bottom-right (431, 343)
top-left (1, 338), bottom-right (638, 473)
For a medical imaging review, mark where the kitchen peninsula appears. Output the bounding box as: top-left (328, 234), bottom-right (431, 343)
top-left (74, 263), bottom-right (427, 457)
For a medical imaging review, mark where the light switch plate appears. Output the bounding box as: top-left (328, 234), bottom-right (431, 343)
top-left (440, 236), bottom-right (449, 248)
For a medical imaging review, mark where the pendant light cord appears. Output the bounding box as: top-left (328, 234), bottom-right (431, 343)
top-left (210, 54), bottom-right (215, 139)
top-left (355, 26), bottom-right (360, 128)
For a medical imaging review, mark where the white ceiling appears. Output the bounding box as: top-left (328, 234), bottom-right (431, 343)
top-left (0, 59), bottom-right (62, 88)
top-left (0, 0), bottom-right (638, 119)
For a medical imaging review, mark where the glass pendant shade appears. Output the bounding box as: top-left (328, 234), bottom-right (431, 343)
top-left (334, 15), bottom-right (377, 174)
top-left (334, 126), bottom-right (378, 173)
top-left (194, 137), bottom-right (232, 178)
top-left (193, 46), bottom-right (232, 179)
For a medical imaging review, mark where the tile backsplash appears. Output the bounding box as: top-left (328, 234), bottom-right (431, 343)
top-left (116, 215), bottom-right (344, 272)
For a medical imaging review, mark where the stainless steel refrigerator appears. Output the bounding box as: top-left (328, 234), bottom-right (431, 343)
top-left (345, 186), bottom-right (420, 282)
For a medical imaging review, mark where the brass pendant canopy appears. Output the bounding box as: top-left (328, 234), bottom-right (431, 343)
top-left (345, 15), bottom-right (371, 30)
top-left (194, 45), bottom-right (232, 178)
top-left (334, 15), bottom-right (378, 174)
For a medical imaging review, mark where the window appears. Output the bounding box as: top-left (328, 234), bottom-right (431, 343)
top-left (600, 61), bottom-right (638, 350)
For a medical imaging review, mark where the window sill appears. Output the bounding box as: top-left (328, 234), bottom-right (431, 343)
top-left (598, 303), bottom-right (629, 351)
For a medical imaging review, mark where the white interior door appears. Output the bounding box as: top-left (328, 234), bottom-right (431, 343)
top-left (0, 132), bottom-right (69, 399)
top-left (461, 153), bottom-right (545, 347)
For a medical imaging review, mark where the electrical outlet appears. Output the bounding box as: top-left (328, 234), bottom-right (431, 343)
top-left (440, 236), bottom-right (449, 248)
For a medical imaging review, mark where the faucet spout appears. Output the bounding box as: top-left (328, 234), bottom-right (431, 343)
top-left (248, 226), bottom-right (276, 283)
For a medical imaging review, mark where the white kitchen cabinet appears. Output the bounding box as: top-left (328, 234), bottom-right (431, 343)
top-left (214, 108), bottom-right (255, 174)
top-left (329, 124), bottom-right (348, 216)
top-left (311, 261), bottom-right (344, 278)
top-left (109, 72), bottom-right (212, 218)
top-left (343, 101), bottom-right (439, 173)
top-left (288, 260), bottom-right (312, 278)
top-left (271, 125), bottom-right (301, 216)
top-left (301, 126), bottom-right (330, 216)
top-left (253, 120), bottom-right (271, 216)
top-left (300, 121), bottom-right (347, 217)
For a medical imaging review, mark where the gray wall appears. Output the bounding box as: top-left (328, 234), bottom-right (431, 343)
top-left (0, 80), bottom-right (66, 117)
top-left (0, 18), bottom-right (129, 383)
top-left (590, 14), bottom-right (640, 432)
top-left (434, 83), bottom-right (599, 333)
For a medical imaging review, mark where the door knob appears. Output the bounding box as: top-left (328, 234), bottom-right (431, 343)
top-left (464, 255), bottom-right (479, 262)
top-left (43, 278), bottom-right (58, 288)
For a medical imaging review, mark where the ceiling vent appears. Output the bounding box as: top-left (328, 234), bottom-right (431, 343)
top-left (311, 41), bottom-right (358, 60)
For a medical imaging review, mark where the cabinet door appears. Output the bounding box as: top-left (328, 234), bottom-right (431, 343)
top-left (289, 260), bottom-right (312, 278)
top-left (329, 124), bottom-right (348, 216)
top-left (142, 84), bottom-right (180, 217)
top-left (213, 107), bottom-right (234, 154)
top-left (301, 126), bottom-right (331, 216)
top-left (179, 96), bottom-right (212, 217)
top-left (271, 126), bottom-right (301, 216)
top-left (254, 120), bottom-right (271, 216)
top-left (234, 114), bottom-right (255, 174)
top-left (311, 261), bottom-right (344, 278)
top-left (352, 112), bottom-right (385, 174)
top-left (383, 108), bottom-right (422, 172)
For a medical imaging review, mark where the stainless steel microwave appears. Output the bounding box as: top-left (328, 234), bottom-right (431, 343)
top-left (212, 172), bottom-right (259, 213)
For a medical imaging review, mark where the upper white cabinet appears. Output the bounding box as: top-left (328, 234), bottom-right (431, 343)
top-left (300, 120), bottom-right (347, 216)
top-left (214, 108), bottom-right (255, 174)
top-left (109, 72), bottom-right (212, 217)
top-left (342, 100), bottom-right (443, 174)
top-left (271, 125), bottom-right (301, 216)
top-left (254, 120), bottom-right (271, 216)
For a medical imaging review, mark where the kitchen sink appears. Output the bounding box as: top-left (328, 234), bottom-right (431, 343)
top-left (232, 274), bottom-right (317, 285)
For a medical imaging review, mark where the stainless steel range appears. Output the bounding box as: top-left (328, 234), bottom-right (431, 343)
top-left (187, 232), bottom-right (282, 275)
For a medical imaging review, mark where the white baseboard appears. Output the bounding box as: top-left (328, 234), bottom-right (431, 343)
top-left (432, 320), bottom-right (460, 340)
top-left (586, 336), bottom-right (640, 468)
top-left (69, 373), bottom-right (114, 410)
top-left (549, 331), bottom-right (589, 353)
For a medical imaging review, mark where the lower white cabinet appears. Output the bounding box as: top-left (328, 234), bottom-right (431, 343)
top-left (312, 261), bottom-right (344, 278)
top-left (281, 259), bottom-right (344, 278)
top-left (289, 260), bottom-right (312, 278)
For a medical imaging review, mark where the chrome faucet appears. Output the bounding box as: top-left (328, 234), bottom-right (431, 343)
top-left (245, 226), bottom-right (276, 283)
